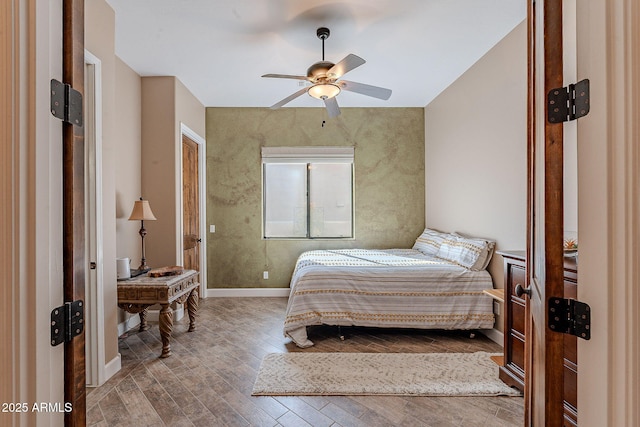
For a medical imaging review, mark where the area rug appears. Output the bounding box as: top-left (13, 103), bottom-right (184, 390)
top-left (252, 351), bottom-right (521, 397)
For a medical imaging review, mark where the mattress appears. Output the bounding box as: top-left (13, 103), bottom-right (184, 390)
top-left (284, 248), bottom-right (495, 347)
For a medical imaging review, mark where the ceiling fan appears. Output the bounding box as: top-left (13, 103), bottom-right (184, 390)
top-left (262, 27), bottom-right (392, 118)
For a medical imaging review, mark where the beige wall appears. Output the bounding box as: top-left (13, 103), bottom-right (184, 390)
top-left (85, 0), bottom-right (119, 367)
top-left (142, 76), bottom-right (205, 269)
top-left (175, 78), bottom-right (206, 137)
top-left (114, 58), bottom-right (142, 326)
top-left (114, 58), bottom-right (142, 265)
top-left (141, 77), bottom-right (175, 268)
top-left (424, 21), bottom-right (528, 330)
top-left (206, 107), bottom-right (425, 288)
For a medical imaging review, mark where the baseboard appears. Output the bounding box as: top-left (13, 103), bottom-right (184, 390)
top-left (104, 354), bottom-right (121, 383)
top-left (205, 288), bottom-right (290, 298)
top-left (480, 328), bottom-right (504, 346)
top-left (118, 312), bottom-right (140, 336)
top-left (146, 306), bottom-right (184, 322)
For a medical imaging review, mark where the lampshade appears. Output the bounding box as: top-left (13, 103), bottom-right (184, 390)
top-left (308, 83), bottom-right (341, 100)
top-left (128, 199), bottom-right (157, 221)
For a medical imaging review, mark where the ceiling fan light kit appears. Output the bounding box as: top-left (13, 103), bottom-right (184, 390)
top-left (262, 27), bottom-right (392, 118)
top-left (308, 83), bottom-right (341, 100)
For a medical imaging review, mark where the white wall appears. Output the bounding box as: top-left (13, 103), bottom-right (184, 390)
top-left (424, 21), bottom-right (527, 308)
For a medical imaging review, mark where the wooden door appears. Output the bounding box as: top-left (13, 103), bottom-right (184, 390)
top-left (525, 0), bottom-right (566, 425)
top-left (182, 135), bottom-right (200, 271)
top-left (63, 0), bottom-right (87, 424)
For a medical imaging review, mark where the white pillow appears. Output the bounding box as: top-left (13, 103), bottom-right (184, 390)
top-left (412, 228), bottom-right (451, 256)
top-left (437, 234), bottom-right (495, 271)
top-left (455, 232), bottom-right (496, 270)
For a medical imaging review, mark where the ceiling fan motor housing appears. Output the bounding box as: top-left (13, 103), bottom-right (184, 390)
top-left (262, 26), bottom-right (391, 116)
top-left (307, 61), bottom-right (336, 82)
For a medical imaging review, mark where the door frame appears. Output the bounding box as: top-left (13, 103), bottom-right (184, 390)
top-left (575, 0), bottom-right (640, 426)
top-left (1, 0), bottom-right (66, 425)
top-left (84, 49), bottom-right (106, 387)
top-left (527, 0), bottom-right (640, 425)
top-left (526, 0), bottom-right (566, 424)
top-left (179, 122), bottom-right (207, 296)
top-left (62, 0), bottom-right (86, 424)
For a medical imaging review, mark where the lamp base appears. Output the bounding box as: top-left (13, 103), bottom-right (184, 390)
top-left (137, 256), bottom-right (150, 273)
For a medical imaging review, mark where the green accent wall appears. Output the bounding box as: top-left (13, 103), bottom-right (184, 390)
top-left (206, 107), bottom-right (425, 288)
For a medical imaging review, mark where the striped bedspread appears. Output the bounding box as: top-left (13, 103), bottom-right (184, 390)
top-left (284, 249), bottom-right (495, 347)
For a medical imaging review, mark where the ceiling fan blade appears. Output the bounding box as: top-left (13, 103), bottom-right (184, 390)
top-left (269, 87), bottom-right (308, 109)
top-left (262, 73), bottom-right (309, 81)
top-left (323, 96), bottom-right (341, 118)
top-left (327, 54), bottom-right (365, 79)
top-left (338, 80), bottom-right (392, 100)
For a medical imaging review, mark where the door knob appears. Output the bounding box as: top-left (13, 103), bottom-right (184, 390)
top-left (515, 283), bottom-right (531, 298)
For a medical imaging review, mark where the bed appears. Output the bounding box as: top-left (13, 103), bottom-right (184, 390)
top-left (283, 229), bottom-right (496, 347)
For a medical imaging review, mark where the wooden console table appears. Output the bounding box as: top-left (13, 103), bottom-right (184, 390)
top-left (117, 269), bottom-right (199, 358)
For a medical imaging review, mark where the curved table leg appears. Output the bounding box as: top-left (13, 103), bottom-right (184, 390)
top-left (159, 304), bottom-right (173, 358)
top-left (187, 288), bottom-right (199, 332)
top-left (138, 307), bottom-right (149, 332)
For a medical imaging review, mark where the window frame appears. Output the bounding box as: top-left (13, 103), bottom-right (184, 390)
top-left (261, 147), bottom-right (355, 240)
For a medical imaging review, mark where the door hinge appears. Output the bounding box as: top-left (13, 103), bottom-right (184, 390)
top-left (548, 297), bottom-right (591, 340)
top-left (51, 300), bottom-right (84, 346)
top-left (50, 79), bottom-right (83, 126)
top-left (547, 78), bottom-right (590, 123)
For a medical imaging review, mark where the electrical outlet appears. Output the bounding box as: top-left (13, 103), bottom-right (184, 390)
top-left (263, 271), bottom-right (269, 280)
top-left (493, 300), bottom-right (501, 316)
top-left (210, 225), bottom-right (215, 233)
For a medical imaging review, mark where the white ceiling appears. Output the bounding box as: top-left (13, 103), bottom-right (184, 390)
top-left (105, 0), bottom-right (525, 109)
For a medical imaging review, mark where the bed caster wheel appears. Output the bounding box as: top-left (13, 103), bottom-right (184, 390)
top-left (340, 335), bottom-right (345, 341)
top-left (469, 332), bottom-right (476, 339)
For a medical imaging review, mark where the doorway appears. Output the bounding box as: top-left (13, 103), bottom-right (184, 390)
top-left (180, 123), bottom-right (207, 296)
top-left (182, 134), bottom-right (200, 272)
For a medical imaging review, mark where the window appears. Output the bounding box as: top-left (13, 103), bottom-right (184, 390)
top-left (262, 147), bottom-right (354, 239)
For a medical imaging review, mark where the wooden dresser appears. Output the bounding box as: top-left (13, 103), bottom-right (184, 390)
top-left (497, 250), bottom-right (578, 427)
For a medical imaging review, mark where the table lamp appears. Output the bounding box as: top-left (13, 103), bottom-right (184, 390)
top-left (128, 197), bottom-right (157, 272)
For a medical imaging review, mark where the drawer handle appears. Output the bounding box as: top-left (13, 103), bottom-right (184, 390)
top-left (515, 283), bottom-right (531, 298)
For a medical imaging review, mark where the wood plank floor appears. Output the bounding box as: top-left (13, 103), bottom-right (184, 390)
top-left (88, 297), bottom-right (523, 426)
